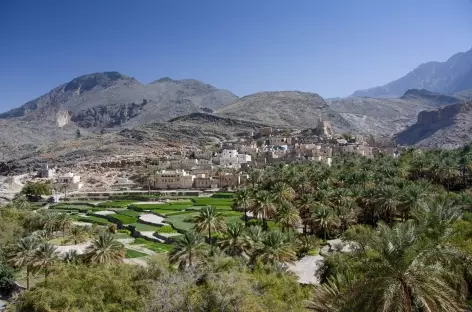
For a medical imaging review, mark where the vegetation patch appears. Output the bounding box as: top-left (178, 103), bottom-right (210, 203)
top-left (125, 249), bottom-right (148, 259)
top-left (131, 238), bottom-right (173, 252)
top-left (130, 203), bottom-right (191, 211)
top-left (192, 198), bottom-right (233, 206)
top-left (155, 225), bottom-right (177, 234)
top-left (96, 200), bottom-right (135, 208)
top-left (129, 223), bottom-right (161, 232)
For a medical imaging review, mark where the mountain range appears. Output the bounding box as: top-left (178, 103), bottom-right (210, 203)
top-left (1, 47), bottom-right (472, 172)
top-left (352, 47), bottom-right (472, 98)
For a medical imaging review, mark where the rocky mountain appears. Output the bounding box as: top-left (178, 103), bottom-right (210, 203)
top-left (0, 72), bottom-right (238, 128)
top-left (215, 91), bottom-right (352, 132)
top-left (396, 101), bottom-right (472, 148)
top-left (326, 89), bottom-right (462, 136)
top-left (352, 48), bottom-right (472, 98)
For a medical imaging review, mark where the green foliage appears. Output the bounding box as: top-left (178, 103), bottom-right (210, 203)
top-left (192, 197), bottom-right (234, 206)
top-left (96, 200), bottom-right (135, 208)
top-left (125, 249), bottom-right (147, 259)
top-left (76, 216), bottom-right (112, 226)
top-left (155, 225), bottom-right (177, 234)
top-left (114, 209), bottom-right (141, 217)
top-left (132, 238), bottom-right (173, 252)
top-left (130, 203), bottom-right (191, 211)
top-left (105, 214), bottom-right (137, 225)
top-left (128, 223), bottom-right (161, 232)
top-left (211, 192), bottom-right (235, 199)
top-left (0, 263), bottom-right (15, 295)
top-left (14, 264), bottom-right (147, 312)
top-left (21, 182), bottom-right (51, 198)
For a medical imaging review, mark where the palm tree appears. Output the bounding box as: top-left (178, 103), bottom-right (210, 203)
top-left (218, 222), bottom-right (248, 257)
top-left (271, 181), bottom-right (295, 204)
top-left (55, 213), bottom-right (73, 237)
top-left (83, 232), bottom-right (124, 264)
top-left (244, 225), bottom-right (264, 252)
top-left (345, 222), bottom-right (467, 312)
top-left (193, 205), bottom-right (227, 243)
top-left (169, 231), bottom-right (207, 269)
top-left (275, 202), bottom-right (301, 233)
top-left (334, 202), bottom-right (358, 232)
top-left (42, 213), bottom-right (59, 235)
top-left (67, 225), bottom-right (89, 245)
top-left (398, 183), bottom-right (429, 221)
top-left (32, 243), bottom-right (59, 282)
top-left (8, 236), bottom-right (39, 289)
top-left (373, 184), bottom-right (401, 224)
top-left (252, 231), bottom-right (296, 265)
top-left (251, 190), bottom-right (276, 230)
top-left (12, 193), bottom-right (31, 210)
top-left (233, 188), bottom-right (252, 226)
top-left (312, 205), bottom-right (339, 241)
top-left (63, 249), bottom-right (81, 264)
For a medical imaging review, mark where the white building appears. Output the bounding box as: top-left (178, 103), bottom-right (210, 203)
top-left (56, 173), bottom-right (83, 190)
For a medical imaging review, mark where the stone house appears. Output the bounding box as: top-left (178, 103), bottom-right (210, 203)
top-left (154, 170), bottom-right (195, 189)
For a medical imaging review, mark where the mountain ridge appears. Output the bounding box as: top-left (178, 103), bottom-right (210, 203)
top-left (352, 48), bottom-right (472, 98)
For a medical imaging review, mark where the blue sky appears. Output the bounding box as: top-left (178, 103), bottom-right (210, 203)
top-left (1, 0), bottom-right (472, 112)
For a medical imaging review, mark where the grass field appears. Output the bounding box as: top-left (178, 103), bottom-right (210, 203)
top-left (125, 249), bottom-right (148, 259)
top-left (96, 200), bottom-right (135, 208)
top-left (192, 198), bottom-right (233, 206)
top-left (129, 223), bottom-right (161, 232)
top-left (132, 238), bottom-right (173, 253)
top-left (130, 203), bottom-right (192, 211)
top-left (113, 209), bottom-right (141, 217)
top-left (75, 216), bottom-right (113, 226)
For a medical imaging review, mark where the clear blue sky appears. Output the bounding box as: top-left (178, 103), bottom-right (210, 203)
top-left (1, 0), bottom-right (472, 112)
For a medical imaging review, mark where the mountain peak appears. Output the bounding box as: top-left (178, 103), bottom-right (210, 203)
top-left (64, 71), bottom-right (134, 93)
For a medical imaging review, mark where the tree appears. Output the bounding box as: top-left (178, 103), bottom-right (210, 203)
top-left (251, 190), bottom-right (276, 230)
top-left (12, 193), bottom-right (31, 210)
top-left (63, 250), bottom-right (81, 264)
top-left (193, 205), bottom-right (227, 243)
top-left (67, 225), bottom-right (89, 245)
top-left (32, 243), bottom-right (59, 282)
top-left (233, 188), bottom-right (252, 226)
top-left (21, 182), bottom-right (50, 201)
top-left (169, 231), bottom-right (207, 269)
top-left (55, 213), bottom-right (73, 237)
top-left (83, 232), bottom-right (124, 264)
top-left (373, 184), bottom-right (401, 224)
top-left (8, 236), bottom-right (39, 289)
top-left (218, 222), bottom-right (248, 257)
top-left (340, 222), bottom-right (468, 312)
top-left (0, 263), bottom-right (15, 296)
top-left (312, 206), bottom-right (339, 241)
top-left (252, 231), bottom-right (296, 265)
top-left (275, 202), bottom-right (301, 233)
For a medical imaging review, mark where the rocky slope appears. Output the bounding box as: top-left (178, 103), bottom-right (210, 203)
top-left (326, 89), bottom-right (462, 136)
top-left (352, 48), bottom-right (472, 97)
top-left (215, 91), bottom-right (352, 132)
top-left (396, 101), bottom-right (472, 148)
top-left (0, 72), bottom-right (238, 127)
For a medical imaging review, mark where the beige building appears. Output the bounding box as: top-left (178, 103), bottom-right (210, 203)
top-left (155, 170), bottom-right (195, 189)
top-left (269, 137), bottom-right (292, 146)
top-left (219, 173), bottom-right (241, 189)
top-left (194, 174), bottom-right (218, 189)
top-left (259, 127), bottom-right (273, 137)
top-left (56, 173), bottom-right (83, 190)
top-left (194, 151), bottom-right (213, 160)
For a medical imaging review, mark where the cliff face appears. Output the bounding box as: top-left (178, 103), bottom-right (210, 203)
top-left (396, 102), bottom-right (472, 148)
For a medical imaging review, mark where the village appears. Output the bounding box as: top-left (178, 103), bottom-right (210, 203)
top-left (8, 120), bottom-right (402, 200)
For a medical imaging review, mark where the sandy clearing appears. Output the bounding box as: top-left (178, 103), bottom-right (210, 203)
top-left (287, 255), bottom-right (324, 285)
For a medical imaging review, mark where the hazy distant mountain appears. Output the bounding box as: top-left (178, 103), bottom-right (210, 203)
top-left (352, 48), bottom-right (472, 98)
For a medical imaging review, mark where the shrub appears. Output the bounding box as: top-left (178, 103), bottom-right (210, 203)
top-left (155, 225), bottom-right (177, 234)
top-left (108, 224), bottom-right (117, 234)
top-left (0, 263), bottom-right (15, 295)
